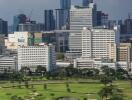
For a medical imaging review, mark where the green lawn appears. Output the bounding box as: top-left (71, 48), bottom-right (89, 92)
top-left (0, 81), bottom-right (131, 100)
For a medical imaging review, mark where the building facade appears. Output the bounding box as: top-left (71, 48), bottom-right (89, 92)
top-left (18, 22), bottom-right (44, 32)
top-left (55, 9), bottom-right (69, 30)
top-left (5, 32), bottom-right (33, 50)
top-left (60, 0), bottom-right (71, 9)
top-left (74, 58), bottom-right (132, 71)
top-left (74, 26), bottom-right (121, 69)
top-left (13, 14), bottom-right (27, 31)
top-left (82, 27), bottom-right (120, 61)
top-left (17, 44), bottom-right (56, 71)
top-left (82, 0), bottom-right (93, 7)
top-left (44, 10), bottom-right (55, 31)
top-left (117, 43), bottom-right (132, 62)
top-left (68, 5), bottom-right (97, 58)
top-left (0, 19), bottom-right (8, 36)
top-left (0, 34), bottom-right (5, 54)
top-left (0, 56), bottom-right (17, 73)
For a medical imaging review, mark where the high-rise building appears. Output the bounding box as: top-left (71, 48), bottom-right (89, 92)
top-left (81, 27), bottom-right (120, 61)
top-left (18, 21), bottom-right (44, 32)
top-left (96, 11), bottom-right (102, 26)
top-left (13, 14), bottom-right (27, 31)
top-left (0, 34), bottom-right (5, 54)
top-left (96, 11), bottom-right (109, 27)
top-left (67, 5), bottom-right (97, 59)
top-left (55, 0), bottom-right (71, 30)
top-left (82, 0), bottom-right (93, 7)
top-left (44, 10), bottom-right (55, 31)
top-left (0, 19), bottom-right (8, 36)
top-left (60, 0), bottom-right (71, 9)
top-left (17, 44), bottom-right (56, 71)
top-left (124, 19), bottom-right (132, 34)
top-left (74, 26), bottom-right (120, 69)
top-left (101, 13), bottom-right (108, 27)
top-left (55, 9), bottom-right (69, 30)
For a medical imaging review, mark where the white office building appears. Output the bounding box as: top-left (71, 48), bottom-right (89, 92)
top-left (82, 27), bottom-right (120, 61)
top-left (67, 3), bottom-right (97, 59)
top-left (17, 44), bottom-right (56, 71)
top-left (0, 56), bottom-right (17, 73)
top-left (74, 26), bottom-right (120, 69)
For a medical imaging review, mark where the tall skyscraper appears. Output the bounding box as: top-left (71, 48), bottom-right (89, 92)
top-left (13, 14), bottom-right (27, 31)
top-left (82, 0), bottom-right (93, 7)
top-left (124, 19), bottom-right (132, 34)
top-left (60, 0), bottom-right (71, 9)
top-left (55, 9), bottom-right (69, 30)
top-left (0, 19), bottom-right (8, 36)
top-left (55, 0), bottom-right (71, 30)
top-left (67, 5), bottom-right (97, 58)
top-left (44, 10), bottom-right (55, 31)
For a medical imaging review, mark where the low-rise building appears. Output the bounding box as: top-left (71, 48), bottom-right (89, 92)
top-left (74, 58), bottom-right (132, 71)
top-left (0, 55), bottom-right (17, 73)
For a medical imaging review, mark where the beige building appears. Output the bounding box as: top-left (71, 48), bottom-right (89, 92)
top-left (117, 43), bottom-right (132, 62)
top-left (108, 43), bottom-right (117, 62)
top-left (5, 32), bottom-right (32, 50)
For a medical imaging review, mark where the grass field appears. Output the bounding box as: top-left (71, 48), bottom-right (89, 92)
top-left (0, 80), bottom-right (132, 100)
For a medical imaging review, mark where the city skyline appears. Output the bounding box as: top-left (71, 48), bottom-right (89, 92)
top-left (0, 0), bottom-right (132, 24)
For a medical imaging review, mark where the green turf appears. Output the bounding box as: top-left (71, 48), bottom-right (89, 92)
top-left (0, 81), bottom-right (131, 100)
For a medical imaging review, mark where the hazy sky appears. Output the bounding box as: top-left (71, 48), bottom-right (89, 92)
top-left (0, 0), bottom-right (132, 25)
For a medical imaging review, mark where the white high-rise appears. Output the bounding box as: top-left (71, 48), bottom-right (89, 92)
top-left (67, 4), bottom-right (97, 59)
top-left (17, 44), bottom-right (56, 71)
top-left (82, 27), bottom-right (120, 61)
top-left (74, 26), bottom-right (120, 69)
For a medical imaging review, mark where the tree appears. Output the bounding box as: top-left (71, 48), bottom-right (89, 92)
top-left (101, 66), bottom-right (116, 78)
top-left (100, 75), bottom-right (112, 86)
top-left (99, 82), bottom-right (123, 100)
top-left (116, 67), bottom-right (129, 80)
top-left (43, 84), bottom-right (47, 90)
top-left (23, 76), bottom-right (31, 89)
top-left (66, 83), bottom-right (71, 92)
top-left (36, 65), bottom-right (46, 76)
top-left (20, 67), bottom-right (31, 76)
top-left (56, 53), bottom-right (64, 60)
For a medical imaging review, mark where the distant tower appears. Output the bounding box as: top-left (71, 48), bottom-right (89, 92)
top-left (44, 10), bottom-right (55, 31)
top-left (60, 0), bottom-right (71, 9)
top-left (55, 0), bottom-right (71, 30)
top-left (83, 0), bottom-right (93, 7)
top-left (13, 14), bottom-right (27, 31)
top-left (0, 19), bottom-right (8, 36)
